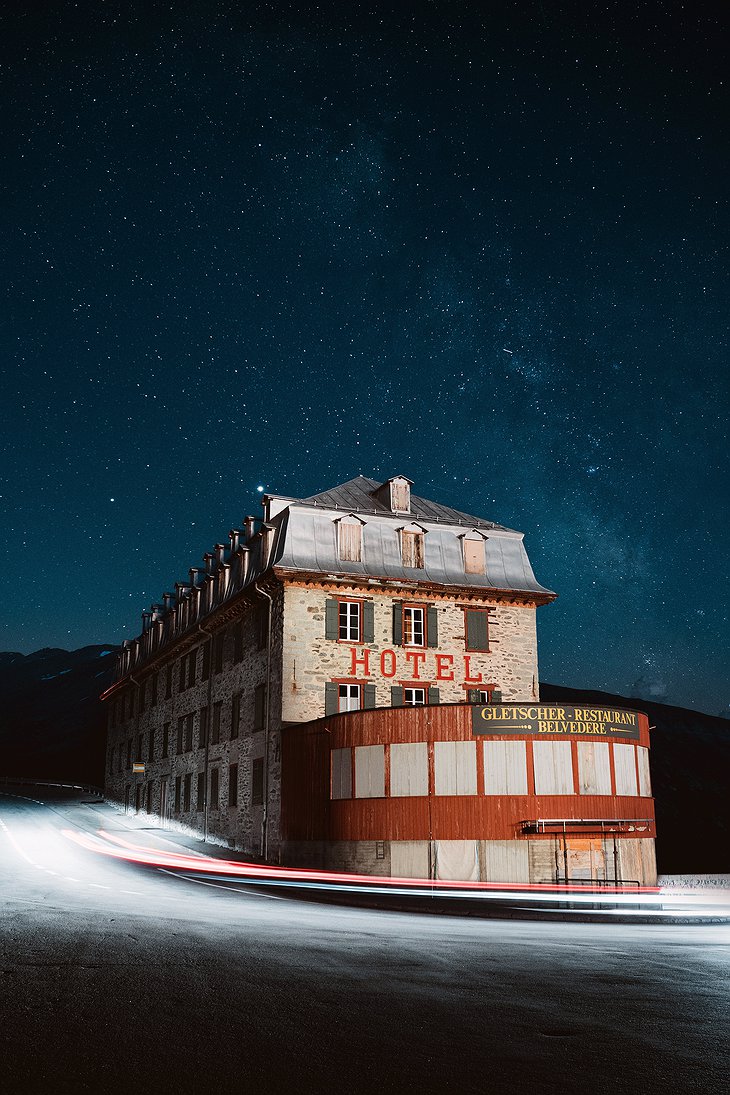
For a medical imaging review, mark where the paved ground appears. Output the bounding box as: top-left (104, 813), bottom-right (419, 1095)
top-left (1, 788), bottom-right (728, 1094)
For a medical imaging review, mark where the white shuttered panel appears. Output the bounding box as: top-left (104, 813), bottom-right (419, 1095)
top-left (435, 840), bottom-right (479, 881)
top-left (577, 741), bottom-right (612, 795)
top-left (637, 747), bottom-right (652, 797)
top-left (331, 748), bottom-right (352, 800)
top-left (390, 743), bottom-right (428, 797)
top-left (390, 841), bottom-right (430, 879)
top-left (354, 745), bottom-right (385, 798)
top-left (483, 740), bottom-right (528, 795)
top-left (613, 744), bottom-right (638, 796)
top-left (434, 741), bottom-right (477, 796)
top-left (533, 741), bottom-right (574, 795)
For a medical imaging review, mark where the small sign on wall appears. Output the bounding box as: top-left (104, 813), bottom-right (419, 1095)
top-left (472, 704), bottom-right (642, 741)
top-left (132, 762), bottom-right (145, 773)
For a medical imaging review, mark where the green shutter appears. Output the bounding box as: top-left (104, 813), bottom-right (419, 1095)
top-left (363, 683), bottom-right (376, 710)
top-left (325, 682), bottom-right (339, 716)
top-left (491, 689), bottom-right (502, 704)
top-left (466, 609), bottom-right (489, 652)
top-left (427, 606), bottom-right (439, 647)
top-left (362, 601), bottom-right (374, 643)
top-left (467, 689), bottom-right (480, 703)
top-left (391, 686), bottom-right (403, 707)
top-left (428, 686), bottom-right (440, 705)
top-left (325, 599), bottom-right (339, 640)
top-left (392, 603), bottom-right (403, 645)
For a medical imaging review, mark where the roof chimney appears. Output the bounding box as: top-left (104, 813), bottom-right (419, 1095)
top-left (243, 515), bottom-right (257, 541)
top-left (163, 592), bottom-right (174, 611)
top-left (214, 543), bottom-right (227, 566)
top-left (229, 528), bottom-right (244, 552)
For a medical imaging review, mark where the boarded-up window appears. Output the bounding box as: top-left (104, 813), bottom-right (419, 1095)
top-left (390, 742), bottom-right (428, 797)
top-left (483, 740), bottom-right (527, 795)
top-left (390, 841), bottom-right (430, 879)
top-left (197, 772), bottom-right (205, 810)
top-left (211, 702), bottom-right (222, 745)
top-left (253, 684), bottom-right (266, 731)
top-left (434, 741), bottom-right (477, 796)
top-left (435, 840), bottom-right (479, 881)
top-left (252, 758), bottom-right (264, 806)
top-left (391, 478), bottom-right (411, 513)
top-left (198, 708), bottom-right (208, 748)
top-left (463, 537), bottom-right (486, 575)
top-left (331, 748), bottom-right (352, 800)
top-left (338, 518), bottom-right (362, 562)
top-left (637, 746), bottom-right (652, 797)
top-left (533, 741), bottom-right (574, 795)
top-left (230, 693), bottom-right (240, 740)
top-left (229, 763), bottom-right (238, 808)
top-left (613, 744), bottom-right (638, 796)
top-left (401, 531), bottom-right (424, 569)
top-left (465, 609), bottom-right (489, 652)
top-left (577, 741), bottom-right (612, 795)
top-left (354, 745), bottom-right (385, 798)
top-left (210, 767), bottom-right (219, 810)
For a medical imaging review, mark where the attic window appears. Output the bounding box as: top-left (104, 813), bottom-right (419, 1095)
top-left (463, 534), bottom-right (486, 575)
top-left (337, 515), bottom-right (362, 562)
top-left (401, 530), bottom-right (425, 569)
top-left (390, 477), bottom-right (410, 513)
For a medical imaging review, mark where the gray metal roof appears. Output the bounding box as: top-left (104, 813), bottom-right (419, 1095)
top-left (298, 475), bottom-right (512, 531)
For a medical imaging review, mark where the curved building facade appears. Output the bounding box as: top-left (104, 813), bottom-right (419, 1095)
top-left (102, 474), bottom-right (656, 885)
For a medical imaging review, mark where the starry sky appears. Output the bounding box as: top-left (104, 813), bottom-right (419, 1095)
top-left (2, 2), bottom-right (728, 715)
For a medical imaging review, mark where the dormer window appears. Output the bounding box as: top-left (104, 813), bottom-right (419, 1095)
top-left (335, 514), bottom-right (364, 562)
top-left (462, 531), bottom-right (487, 575)
top-left (372, 475), bottom-right (413, 514)
top-left (400, 523), bottom-right (426, 569)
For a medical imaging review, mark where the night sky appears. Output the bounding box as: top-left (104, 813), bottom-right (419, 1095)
top-left (2, 3), bottom-right (728, 715)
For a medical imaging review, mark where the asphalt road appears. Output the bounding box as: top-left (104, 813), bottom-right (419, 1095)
top-left (1, 789), bottom-right (728, 1095)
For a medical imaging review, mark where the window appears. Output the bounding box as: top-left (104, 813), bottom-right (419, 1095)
top-left (401, 530), bottom-right (424, 569)
top-left (197, 772), bottom-right (205, 811)
top-left (229, 764), bottom-right (238, 808)
top-left (176, 717), bottom-right (184, 755)
top-left (463, 536), bottom-right (486, 575)
top-left (434, 741), bottom-right (477, 796)
top-left (257, 604), bottom-right (268, 650)
top-left (210, 768), bottom-right (219, 810)
top-left (233, 622), bottom-right (244, 663)
top-left (148, 729), bottom-right (155, 763)
top-left (183, 773), bottom-right (191, 812)
top-left (354, 745), bottom-right (385, 799)
top-left (150, 674), bottom-right (158, 708)
top-left (403, 606), bottom-right (425, 647)
top-left (483, 740), bottom-right (528, 795)
top-left (199, 707), bottom-right (209, 748)
top-left (174, 775), bottom-right (181, 812)
top-left (331, 748), bottom-right (352, 800)
top-left (165, 665), bottom-right (173, 700)
top-left (338, 684), bottom-right (361, 712)
top-left (390, 743), bottom-right (428, 797)
top-left (213, 632), bottom-right (224, 674)
top-left (465, 608), bottom-right (489, 652)
top-left (211, 702), bottom-right (222, 745)
top-left (253, 684), bottom-right (266, 731)
top-left (404, 687), bottom-right (426, 706)
top-left (186, 649), bottom-right (196, 689)
top-left (162, 722), bottom-right (170, 758)
top-left (533, 741), bottom-right (574, 795)
top-left (126, 739), bottom-right (132, 768)
top-left (339, 601), bottom-right (360, 641)
top-left (184, 712), bottom-right (194, 752)
top-left (177, 659), bottom-right (186, 694)
top-left (338, 517), bottom-right (362, 562)
top-left (252, 758), bottom-right (264, 806)
top-left (231, 693), bottom-right (240, 740)
top-left (202, 643), bottom-right (211, 681)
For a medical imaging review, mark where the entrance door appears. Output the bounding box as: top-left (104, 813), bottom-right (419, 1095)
top-left (558, 837), bottom-right (606, 883)
top-left (159, 779), bottom-right (169, 826)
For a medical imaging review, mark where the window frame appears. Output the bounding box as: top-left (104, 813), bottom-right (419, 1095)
top-left (338, 683), bottom-right (362, 713)
top-left (401, 529), bottom-right (425, 569)
top-left (402, 604), bottom-right (426, 648)
top-left (403, 687), bottom-right (426, 706)
top-left (338, 599), bottom-right (362, 643)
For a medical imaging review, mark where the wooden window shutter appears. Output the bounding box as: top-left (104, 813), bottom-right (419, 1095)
top-left (362, 601), bottom-right (374, 643)
top-left (325, 599), bottom-right (339, 640)
top-left (427, 606), bottom-right (439, 647)
top-left (467, 689), bottom-right (481, 703)
top-left (391, 685), bottom-right (403, 707)
top-left (392, 603), bottom-right (403, 645)
top-left (428, 686), bottom-right (440, 705)
top-left (492, 689), bottom-right (502, 704)
top-left (325, 682), bottom-right (339, 716)
top-left (363, 683), bottom-right (376, 710)
top-left (465, 609), bottom-right (489, 652)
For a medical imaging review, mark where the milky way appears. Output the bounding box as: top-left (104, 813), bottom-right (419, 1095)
top-left (2, 3), bottom-right (728, 714)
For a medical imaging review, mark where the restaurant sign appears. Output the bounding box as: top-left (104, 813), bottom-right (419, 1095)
top-left (471, 704), bottom-right (642, 741)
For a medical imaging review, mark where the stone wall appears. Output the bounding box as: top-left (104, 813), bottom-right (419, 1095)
top-left (281, 580), bottom-right (539, 723)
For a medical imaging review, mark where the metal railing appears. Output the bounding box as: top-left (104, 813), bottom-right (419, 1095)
top-left (0, 776), bottom-right (104, 797)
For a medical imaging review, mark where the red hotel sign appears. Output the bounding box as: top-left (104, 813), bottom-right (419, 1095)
top-left (348, 647), bottom-right (487, 683)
